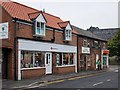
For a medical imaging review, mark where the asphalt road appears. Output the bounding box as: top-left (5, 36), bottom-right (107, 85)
top-left (36, 70), bottom-right (118, 89)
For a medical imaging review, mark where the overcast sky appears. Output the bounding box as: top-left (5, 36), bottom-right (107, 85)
top-left (12, 0), bottom-right (118, 29)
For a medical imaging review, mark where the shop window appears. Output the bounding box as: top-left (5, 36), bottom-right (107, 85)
top-left (63, 53), bottom-right (74, 65)
top-left (56, 53), bottom-right (74, 66)
top-left (21, 51), bottom-right (33, 68)
top-left (34, 52), bottom-right (45, 67)
top-left (21, 51), bottom-right (45, 69)
top-left (35, 21), bottom-right (45, 36)
top-left (56, 53), bottom-right (62, 66)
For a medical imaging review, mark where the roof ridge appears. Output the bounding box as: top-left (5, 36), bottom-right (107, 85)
top-left (43, 12), bottom-right (61, 20)
top-left (58, 21), bottom-right (69, 23)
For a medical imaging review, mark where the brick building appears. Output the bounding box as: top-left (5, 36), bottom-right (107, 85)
top-left (0, 1), bottom-right (109, 80)
top-left (72, 26), bottom-right (109, 72)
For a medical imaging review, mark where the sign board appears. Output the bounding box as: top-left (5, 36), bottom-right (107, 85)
top-left (102, 50), bottom-right (109, 54)
top-left (82, 47), bottom-right (90, 54)
top-left (0, 22), bottom-right (8, 39)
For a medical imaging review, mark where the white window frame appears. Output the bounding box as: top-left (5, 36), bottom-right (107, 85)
top-left (35, 21), bottom-right (46, 36)
top-left (65, 29), bottom-right (72, 41)
top-left (61, 53), bottom-right (74, 66)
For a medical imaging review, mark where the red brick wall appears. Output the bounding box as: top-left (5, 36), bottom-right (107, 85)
top-left (21, 68), bottom-right (45, 79)
top-left (1, 6), bottom-right (15, 80)
top-left (55, 66), bottom-right (75, 74)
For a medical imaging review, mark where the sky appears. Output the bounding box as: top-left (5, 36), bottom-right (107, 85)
top-left (12, 0), bottom-right (118, 30)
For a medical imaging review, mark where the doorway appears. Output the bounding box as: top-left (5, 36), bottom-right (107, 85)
top-left (2, 48), bottom-right (10, 79)
top-left (45, 53), bottom-right (52, 74)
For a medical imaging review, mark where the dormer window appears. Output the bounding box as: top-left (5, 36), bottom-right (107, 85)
top-left (34, 13), bottom-right (46, 37)
top-left (64, 23), bottom-right (72, 41)
top-left (65, 29), bottom-right (72, 41)
top-left (36, 21), bottom-right (45, 36)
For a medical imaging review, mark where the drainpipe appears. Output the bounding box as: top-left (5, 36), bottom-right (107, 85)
top-left (14, 18), bottom-right (17, 80)
top-left (77, 35), bottom-right (79, 72)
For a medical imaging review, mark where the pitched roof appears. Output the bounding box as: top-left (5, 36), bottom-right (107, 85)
top-left (0, 1), bottom-right (76, 31)
top-left (0, 0), bottom-right (39, 21)
top-left (72, 25), bottom-right (107, 41)
top-left (87, 27), bottom-right (119, 41)
top-left (58, 21), bottom-right (69, 28)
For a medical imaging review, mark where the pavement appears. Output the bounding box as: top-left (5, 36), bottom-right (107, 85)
top-left (1, 65), bottom-right (119, 90)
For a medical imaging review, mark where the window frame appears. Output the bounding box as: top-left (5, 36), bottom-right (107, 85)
top-left (21, 51), bottom-right (45, 69)
top-left (35, 21), bottom-right (46, 36)
top-left (56, 53), bottom-right (75, 66)
top-left (65, 29), bottom-right (72, 41)
top-left (83, 39), bottom-right (88, 47)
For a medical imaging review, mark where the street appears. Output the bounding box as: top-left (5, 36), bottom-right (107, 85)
top-left (27, 69), bottom-right (118, 89)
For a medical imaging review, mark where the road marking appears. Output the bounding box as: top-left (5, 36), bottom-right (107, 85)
top-left (68, 74), bottom-right (98, 81)
top-left (93, 82), bottom-right (103, 86)
top-left (47, 80), bottom-right (64, 85)
top-left (106, 79), bottom-right (111, 82)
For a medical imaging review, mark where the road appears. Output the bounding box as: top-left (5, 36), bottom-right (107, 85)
top-left (27, 69), bottom-right (119, 90)
top-left (43, 70), bottom-right (118, 88)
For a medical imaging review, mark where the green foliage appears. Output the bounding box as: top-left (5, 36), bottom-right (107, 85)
top-left (108, 29), bottom-right (120, 59)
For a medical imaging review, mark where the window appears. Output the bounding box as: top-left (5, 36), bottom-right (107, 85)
top-left (83, 40), bottom-right (88, 47)
top-left (65, 29), bottom-right (72, 41)
top-left (103, 43), bottom-right (106, 48)
top-left (21, 51), bottom-right (33, 68)
top-left (56, 53), bottom-right (74, 66)
top-left (35, 21), bottom-right (45, 36)
top-left (34, 52), bottom-right (45, 67)
top-left (21, 51), bottom-right (45, 69)
top-left (93, 40), bottom-right (100, 48)
top-left (56, 53), bottom-right (62, 66)
top-left (87, 57), bottom-right (91, 66)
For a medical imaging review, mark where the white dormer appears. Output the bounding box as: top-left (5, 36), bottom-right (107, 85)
top-left (34, 13), bottom-right (46, 37)
top-left (65, 23), bottom-right (72, 41)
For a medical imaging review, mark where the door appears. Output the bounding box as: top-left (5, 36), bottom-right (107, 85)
top-left (2, 49), bottom-right (8, 79)
top-left (96, 54), bottom-right (99, 69)
top-left (45, 53), bottom-right (52, 74)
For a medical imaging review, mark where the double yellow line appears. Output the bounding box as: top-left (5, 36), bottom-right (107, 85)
top-left (46, 73), bottom-right (98, 85)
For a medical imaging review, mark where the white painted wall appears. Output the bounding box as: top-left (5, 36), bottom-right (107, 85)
top-left (36, 14), bottom-right (46, 23)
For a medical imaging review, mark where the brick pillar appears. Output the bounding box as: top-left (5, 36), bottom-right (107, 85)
top-left (52, 53), bottom-right (57, 74)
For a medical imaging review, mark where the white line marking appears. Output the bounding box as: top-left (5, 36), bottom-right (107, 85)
top-left (107, 79), bottom-right (111, 82)
top-left (93, 82), bottom-right (103, 86)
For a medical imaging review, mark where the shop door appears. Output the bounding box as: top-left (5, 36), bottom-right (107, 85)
top-left (2, 49), bottom-right (8, 79)
top-left (45, 53), bottom-right (52, 74)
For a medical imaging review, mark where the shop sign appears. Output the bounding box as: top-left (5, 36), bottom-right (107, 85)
top-left (0, 22), bottom-right (8, 39)
top-left (102, 50), bottom-right (109, 54)
top-left (82, 47), bottom-right (90, 54)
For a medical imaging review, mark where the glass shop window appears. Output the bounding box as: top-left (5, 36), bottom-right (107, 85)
top-left (34, 52), bottom-right (45, 67)
top-left (21, 51), bottom-right (33, 68)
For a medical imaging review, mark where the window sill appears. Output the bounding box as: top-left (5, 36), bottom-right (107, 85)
top-left (21, 67), bottom-right (45, 70)
top-left (33, 34), bottom-right (45, 37)
top-left (56, 64), bottom-right (75, 67)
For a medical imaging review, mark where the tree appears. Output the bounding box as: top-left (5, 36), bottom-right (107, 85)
top-left (108, 29), bottom-right (120, 62)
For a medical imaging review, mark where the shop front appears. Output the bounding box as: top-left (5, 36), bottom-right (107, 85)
top-left (79, 47), bottom-right (91, 71)
top-left (18, 39), bottom-right (77, 80)
top-left (101, 50), bottom-right (109, 69)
